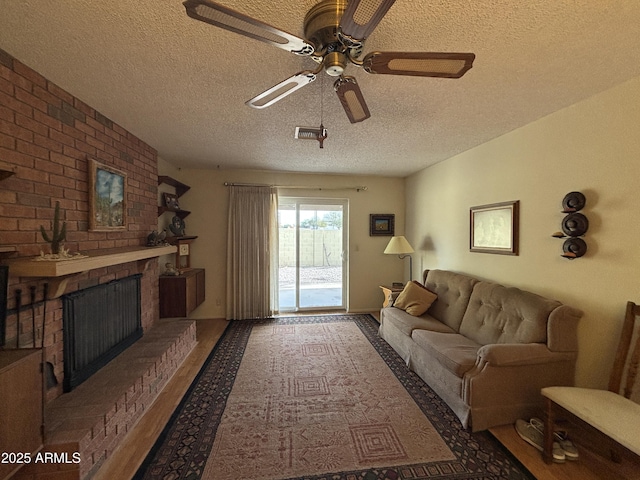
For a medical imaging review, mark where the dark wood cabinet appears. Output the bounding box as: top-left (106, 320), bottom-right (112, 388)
top-left (159, 268), bottom-right (205, 318)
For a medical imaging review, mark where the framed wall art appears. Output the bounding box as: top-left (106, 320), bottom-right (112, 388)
top-left (370, 214), bottom-right (395, 236)
top-left (163, 192), bottom-right (180, 210)
top-left (470, 200), bottom-right (519, 255)
top-left (89, 159), bottom-right (127, 231)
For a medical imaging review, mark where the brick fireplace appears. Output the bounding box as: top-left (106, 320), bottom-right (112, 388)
top-left (0, 47), bottom-right (162, 401)
top-left (0, 46), bottom-right (199, 479)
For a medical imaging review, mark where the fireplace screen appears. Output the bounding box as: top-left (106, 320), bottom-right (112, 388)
top-left (62, 274), bottom-right (142, 391)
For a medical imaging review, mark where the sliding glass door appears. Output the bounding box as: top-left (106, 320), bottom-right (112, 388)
top-left (278, 198), bottom-right (348, 312)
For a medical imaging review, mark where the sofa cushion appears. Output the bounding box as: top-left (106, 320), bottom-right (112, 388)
top-left (382, 307), bottom-right (456, 336)
top-left (411, 330), bottom-right (480, 377)
top-left (394, 281), bottom-right (438, 316)
top-left (424, 270), bottom-right (479, 332)
top-left (459, 281), bottom-right (561, 346)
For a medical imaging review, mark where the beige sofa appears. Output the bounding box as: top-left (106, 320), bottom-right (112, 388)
top-left (379, 269), bottom-right (583, 431)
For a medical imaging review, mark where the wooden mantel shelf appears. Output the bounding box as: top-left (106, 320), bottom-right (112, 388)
top-left (5, 245), bottom-right (176, 278)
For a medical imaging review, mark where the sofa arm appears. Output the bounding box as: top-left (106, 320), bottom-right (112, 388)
top-left (465, 344), bottom-right (577, 430)
top-left (547, 305), bottom-right (582, 352)
top-left (477, 343), bottom-right (573, 367)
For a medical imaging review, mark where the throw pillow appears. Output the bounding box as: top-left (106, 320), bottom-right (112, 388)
top-left (394, 281), bottom-right (437, 316)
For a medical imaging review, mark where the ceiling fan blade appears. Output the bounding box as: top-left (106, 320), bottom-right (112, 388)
top-left (246, 71), bottom-right (317, 109)
top-left (334, 76), bottom-right (371, 123)
top-left (183, 0), bottom-right (314, 56)
top-left (363, 52), bottom-right (475, 78)
top-left (339, 0), bottom-right (397, 42)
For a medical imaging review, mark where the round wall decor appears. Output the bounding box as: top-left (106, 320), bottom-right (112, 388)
top-left (561, 213), bottom-right (589, 237)
top-left (562, 238), bottom-right (587, 259)
top-left (562, 191), bottom-right (586, 212)
top-left (554, 191), bottom-right (589, 260)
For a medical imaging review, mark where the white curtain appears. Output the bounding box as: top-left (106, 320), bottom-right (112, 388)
top-left (226, 186), bottom-right (278, 319)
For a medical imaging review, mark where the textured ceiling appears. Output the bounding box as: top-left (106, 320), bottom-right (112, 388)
top-left (1, 1), bottom-right (640, 177)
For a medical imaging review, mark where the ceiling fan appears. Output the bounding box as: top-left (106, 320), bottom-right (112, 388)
top-left (183, 0), bottom-right (475, 123)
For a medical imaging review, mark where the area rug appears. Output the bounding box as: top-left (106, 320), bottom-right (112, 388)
top-left (134, 314), bottom-right (533, 480)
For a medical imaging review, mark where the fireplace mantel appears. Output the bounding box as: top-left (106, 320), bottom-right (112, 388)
top-left (6, 245), bottom-right (176, 277)
top-left (5, 245), bottom-right (176, 297)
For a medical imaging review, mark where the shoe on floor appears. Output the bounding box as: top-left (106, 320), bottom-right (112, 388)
top-left (515, 419), bottom-right (566, 463)
top-left (530, 417), bottom-right (579, 461)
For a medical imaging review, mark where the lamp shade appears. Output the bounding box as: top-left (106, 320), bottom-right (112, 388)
top-left (384, 236), bottom-right (414, 255)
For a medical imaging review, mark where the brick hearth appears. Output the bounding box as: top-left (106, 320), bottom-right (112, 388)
top-left (13, 319), bottom-right (197, 480)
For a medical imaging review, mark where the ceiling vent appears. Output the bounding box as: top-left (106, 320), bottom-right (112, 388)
top-left (294, 125), bottom-right (327, 148)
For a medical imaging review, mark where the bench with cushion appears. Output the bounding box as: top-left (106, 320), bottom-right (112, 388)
top-left (542, 301), bottom-right (640, 465)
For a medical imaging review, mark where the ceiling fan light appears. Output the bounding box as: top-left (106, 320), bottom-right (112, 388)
top-left (324, 52), bottom-right (348, 77)
top-left (334, 76), bottom-right (371, 123)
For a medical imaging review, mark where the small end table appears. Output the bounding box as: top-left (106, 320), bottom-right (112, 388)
top-left (379, 285), bottom-right (404, 308)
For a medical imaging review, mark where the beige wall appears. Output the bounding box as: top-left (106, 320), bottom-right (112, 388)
top-left (156, 165), bottom-right (406, 318)
top-left (405, 75), bottom-right (640, 389)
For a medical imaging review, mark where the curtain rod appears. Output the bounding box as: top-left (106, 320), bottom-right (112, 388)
top-left (224, 182), bottom-right (368, 192)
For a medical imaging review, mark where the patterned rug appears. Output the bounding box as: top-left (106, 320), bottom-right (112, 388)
top-left (134, 314), bottom-right (533, 480)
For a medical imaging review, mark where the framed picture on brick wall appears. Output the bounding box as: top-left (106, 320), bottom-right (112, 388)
top-left (88, 158), bottom-right (127, 231)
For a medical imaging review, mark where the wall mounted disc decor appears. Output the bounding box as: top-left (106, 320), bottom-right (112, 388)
top-left (553, 191), bottom-right (588, 260)
top-left (561, 213), bottom-right (589, 237)
top-left (562, 191), bottom-right (586, 212)
top-left (562, 238), bottom-right (587, 259)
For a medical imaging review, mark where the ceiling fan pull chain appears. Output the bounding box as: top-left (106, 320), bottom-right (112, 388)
top-left (320, 73), bottom-right (325, 126)
top-left (317, 75), bottom-right (327, 149)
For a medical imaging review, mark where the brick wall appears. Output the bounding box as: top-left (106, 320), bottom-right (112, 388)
top-left (0, 47), bottom-right (160, 401)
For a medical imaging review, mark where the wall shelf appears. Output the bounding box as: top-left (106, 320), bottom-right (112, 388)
top-left (0, 160), bottom-right (16, 181)
top-left (167, 235), bottom-right (198, 245)
top-left (158, 176), bottom-right (190, 197)
top-left (0, 169), bottom-right (15, 181)
top-left (4, 245), bottom-right (176, 278)
top-left (158, 176), bottom-right (192, 219)
top-left (157, 206), bottom-right (191, 219)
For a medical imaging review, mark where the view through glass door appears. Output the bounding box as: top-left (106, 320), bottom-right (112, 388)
top-left (278, 198), bottom-right (347, 311)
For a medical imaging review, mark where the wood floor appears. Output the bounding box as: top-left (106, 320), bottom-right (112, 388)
top-left (490, 423), bottom-right (639, 480)
top-left (93, 318), bottom-right (230, 480)
top-left (94, 316), bottom-right (636, 480)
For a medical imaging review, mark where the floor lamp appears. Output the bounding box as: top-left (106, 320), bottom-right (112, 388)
top-left (384, 236), bottom-right (415, 282)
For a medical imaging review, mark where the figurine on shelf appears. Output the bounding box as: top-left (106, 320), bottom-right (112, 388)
top-left (169, 215), bottom-right (186, 237)
top-left (147, 229), bottom-right (168, 246)
top-left (163, 192), bottom-right (180, 210)
top-left (164, 262), bottom-right (180, 276)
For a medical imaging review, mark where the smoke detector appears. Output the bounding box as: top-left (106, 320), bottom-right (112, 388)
top-left (294, 125), bottom-right (328, 148)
